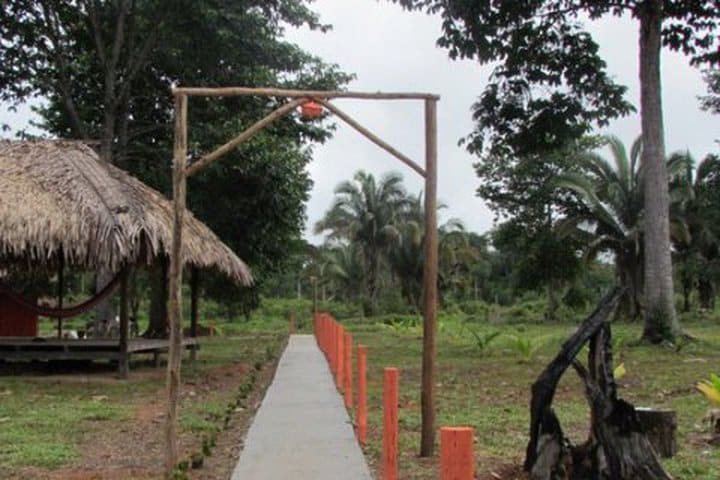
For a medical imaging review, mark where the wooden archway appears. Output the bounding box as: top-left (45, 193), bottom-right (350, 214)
top-left (166, 87), bottom-right (439, 471)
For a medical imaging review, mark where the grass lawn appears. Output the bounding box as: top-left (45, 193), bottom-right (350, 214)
top-left (0, 331), bottom-right (286, 478)
top-left (345, 317), bottom-right (720, 479)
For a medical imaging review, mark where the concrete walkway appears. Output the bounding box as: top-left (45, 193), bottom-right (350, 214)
top-left (231, 334), bottom-right (372, 480)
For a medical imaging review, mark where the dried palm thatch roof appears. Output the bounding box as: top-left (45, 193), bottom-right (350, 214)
top-left (0, 140), bottom-right (252, 285)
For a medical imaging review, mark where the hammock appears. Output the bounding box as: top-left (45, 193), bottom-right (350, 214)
top-left (0, 274), bottom-right (121, 319)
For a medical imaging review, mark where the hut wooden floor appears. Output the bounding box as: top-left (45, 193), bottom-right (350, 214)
top-left (0, 337), bottom-right (198, 363)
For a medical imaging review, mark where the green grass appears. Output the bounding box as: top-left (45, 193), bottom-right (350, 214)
top-left (0, 382), bottom-right (130, 468)
top-left (346, 316), bottom-right (720, 479)
top-left (0, 332), bottom-right (286, 474)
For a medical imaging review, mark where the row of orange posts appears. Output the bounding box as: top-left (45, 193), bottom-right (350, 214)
top-left (312, 312), bottom-right (475, 480)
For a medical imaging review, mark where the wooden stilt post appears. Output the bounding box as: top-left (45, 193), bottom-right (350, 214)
top-left (190, 267), bottom-right (199, 362)
top-left (384, 367), bottom-right (399, 480)
top-left (56, 253), bottom-right (64, 338)
top-left (118, 266), bottom-right (130, 379)
top-left (165, 93), bottom-right (188, 474)
top-left (440, 427), bottom-right (475, 480)
top-left (357, 344), bottom-right (368, 445)
top-left (420, 98), bottom-right (439, 457)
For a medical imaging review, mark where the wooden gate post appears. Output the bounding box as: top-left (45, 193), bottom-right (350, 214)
top-left (420, 97), bottom-right (439, 457)
top-left (165, 93), bottom-right (188, 473)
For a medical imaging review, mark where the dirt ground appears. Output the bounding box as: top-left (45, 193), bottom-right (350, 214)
top-left (8, 354), bottom-right (280, 480)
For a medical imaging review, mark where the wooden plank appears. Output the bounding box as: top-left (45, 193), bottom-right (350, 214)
top-left (173, 86), bottom-right (439, 100)
top-left (420, 98), bottom-right (439, 457)
top-left (0, 351), bottom-right (122, 361)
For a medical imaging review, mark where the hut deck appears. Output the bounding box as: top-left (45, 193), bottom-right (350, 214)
top-left (0, 337), bottom-right (198, 362)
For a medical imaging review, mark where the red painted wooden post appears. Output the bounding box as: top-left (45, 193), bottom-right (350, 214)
top-left (383, 367), bottom-right (399, 480)
top-left (440, 427), bottom-right (474, 480)
top-left (330, 319), bottom-right (338, 375)
top-left (357, 344), bottom-right (368, 445)
top-left (336, 324), bottom-right (345, 391)
top-left (344, 332), bottom-right (353, 409)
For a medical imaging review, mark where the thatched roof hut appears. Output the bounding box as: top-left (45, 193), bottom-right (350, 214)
top-left (0, 140), bottom-right (252, 285)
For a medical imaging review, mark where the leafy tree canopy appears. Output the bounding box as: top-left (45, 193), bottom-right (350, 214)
top-left (0, 0), bottom-right (353, 284)
top-left (392, 0), bottom-right (719, 158)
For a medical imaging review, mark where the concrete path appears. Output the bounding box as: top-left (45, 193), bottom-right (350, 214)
top-left (230, 334), bottom-right (373, 480)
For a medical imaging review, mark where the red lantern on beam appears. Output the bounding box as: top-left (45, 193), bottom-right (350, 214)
top-left (300, 100), bottom-right (323, 121)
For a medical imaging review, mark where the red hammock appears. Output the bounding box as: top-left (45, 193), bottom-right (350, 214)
top-left (0, 274), bottom-right (121, 319)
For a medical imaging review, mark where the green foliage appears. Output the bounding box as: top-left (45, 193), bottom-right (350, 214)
top-left (505, 334), bottom-right (546, 362)
top-left (0, 0), bottom-right (352, 315)
top-left (468, 329), bottom-right (500, 354)
top-left (696, 373), bottom-right (720, 405)
top-left (700, 69), bottom-right (720, 116)
top-left (393, 0), bottom-right (718, 159)
top-left (315, 170), bottom-right (409, 313)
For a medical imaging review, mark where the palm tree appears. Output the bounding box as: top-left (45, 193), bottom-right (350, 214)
top-left (315, 170), bottom-right (408, 313)
top-left (322, 243), bottom-right (365, 302)
top-left (555, 135), bottom-right (689, 327)
top-left (671, 153), bottom-right (720, 311)
top-left (388, 193), bottom-right (478, 310)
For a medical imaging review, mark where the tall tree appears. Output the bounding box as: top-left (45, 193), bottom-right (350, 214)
top-left (671, 152), bottom-right (720, 311)
top-left (315, 170), bottom-right (408, 314)
top-left (556, 136), bottom-right (690, 326)
top-left (0, 0), bottom-right (351, 332)
top-left (392, 0), bottom-right (719, 342)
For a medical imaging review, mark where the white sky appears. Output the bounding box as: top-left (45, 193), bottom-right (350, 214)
top-left (2, 1), bottom-right (717, 245)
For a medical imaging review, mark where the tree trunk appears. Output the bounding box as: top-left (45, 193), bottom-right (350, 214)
top-left (636, 407), bottom-right (677, 458)
top-left (638, 2), bottom-right (679, 343)
top-left (525, 288), bottom-right (672, 480)
top-left (698, 278), bottom-right (715, 310)
top-left (146, 257), bottom-right (169, 338)
top-left (365, 250), bottom-right (379, 315)
top-left (546, 282), bottom-right (558, 321)
top-left (617, 249), bottom-right (643, 321)
top-left (681, 272), bottom-right (692, 313)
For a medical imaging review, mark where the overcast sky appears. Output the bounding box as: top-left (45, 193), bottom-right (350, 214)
top-left (2, 1), bottom-right (717, 245)
top-left (285, 1), bottom-right (718, 243)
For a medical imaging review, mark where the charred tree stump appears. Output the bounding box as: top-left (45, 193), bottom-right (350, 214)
top-left (636, 408), bottom-right (677, 458)
top-left (525, 287), bottom-right (673, 480)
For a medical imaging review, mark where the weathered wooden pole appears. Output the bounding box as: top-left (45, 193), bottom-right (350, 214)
top-left (189, 267), bottom-right (200, 362)
top-left (56, 253), bottom-right (64, 338)
top-left (420, 98), bottom-right (438, 457)
top-left (165, 93), bottom-right (187, 474)
top-left (118, 266), bottom-right (130, 379)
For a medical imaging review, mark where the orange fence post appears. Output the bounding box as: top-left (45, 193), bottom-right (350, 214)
top-left (330, 319), bottom-right (337, 375)
top-left (344, 332), bottom-right (353, 409)
top-left (383, 367), bottom-right (399, 480)
top-left (336, 324), bottom-right (345, 391)
top-left (357, 344), bottom-right (368, 445)
top-left (440, 427), bottom-right (474, 480)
